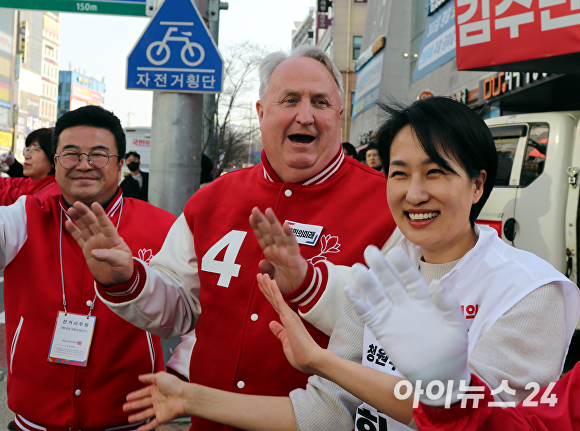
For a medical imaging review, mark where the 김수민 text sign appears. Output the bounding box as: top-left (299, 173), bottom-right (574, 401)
top-left (126, 0), bottom-right (223, 93)
top-left (455, 0), bottom-right (580, 70)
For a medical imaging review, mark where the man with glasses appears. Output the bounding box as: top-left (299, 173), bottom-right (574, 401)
top-left (0, 105), bottom-right (176, 431)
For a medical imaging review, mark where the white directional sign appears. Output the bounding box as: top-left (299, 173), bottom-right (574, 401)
top-left (126, 0), bottom-right (223, 93)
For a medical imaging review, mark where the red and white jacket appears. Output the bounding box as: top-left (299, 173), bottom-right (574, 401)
top-left (0, 174), bottom-right (60, 205)
top-left (97, 149), bottom-right (398, 431)
top-left (414, 369), bottom-right (580, 431)
top-left (2, 190), bottom-right (176, 431)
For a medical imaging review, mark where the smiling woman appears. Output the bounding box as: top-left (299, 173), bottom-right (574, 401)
top-left (0, 128), bottom-right (60, 205)
top-left (121, 97), bottom-right (579, 431)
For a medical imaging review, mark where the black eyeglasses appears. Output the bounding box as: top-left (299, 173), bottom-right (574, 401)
top-left (56, 150), bottom-right (119, 169)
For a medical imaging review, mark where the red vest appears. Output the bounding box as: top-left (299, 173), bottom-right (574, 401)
top-left (183, 156), bottom-right (396, 431)
top-left (4, 191), bottom-right (176, 430)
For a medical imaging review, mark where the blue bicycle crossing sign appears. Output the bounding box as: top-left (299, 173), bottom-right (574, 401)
top-left (126, 0), bottom-right (223, 93)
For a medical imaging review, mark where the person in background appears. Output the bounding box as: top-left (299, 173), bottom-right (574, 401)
top-left (342, 142), bottom-right (357, 158)
top-left (365, 143), bottom-right (384, 172)
top-left (120, 151), bottom-right (149, 201)
top-left (200, 153), bottom-right (214, 186)
top-left (0, 128), bottom-right (60, 205)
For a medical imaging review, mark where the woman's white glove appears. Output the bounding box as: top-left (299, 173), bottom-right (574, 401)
top-left (0, 151), bottom-right (14, 166)
top-left (344, 246), bottom-right (471, 406)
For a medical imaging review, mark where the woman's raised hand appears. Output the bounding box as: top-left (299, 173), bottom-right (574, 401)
top-left (257, 273), bottom-right (328, 376)
top-left (250, 207), bottom-right (308, 294)
top-left (123, 372), bottom-right (187, 431)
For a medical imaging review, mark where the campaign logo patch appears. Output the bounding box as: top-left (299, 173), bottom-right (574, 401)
top-left (285, 220), bottom-right (323, 246)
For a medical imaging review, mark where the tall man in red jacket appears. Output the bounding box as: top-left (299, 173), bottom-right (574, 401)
top-left (67, 46), bottom-right (399, 431)
top-left (3, 106), bottom-right (176, 431)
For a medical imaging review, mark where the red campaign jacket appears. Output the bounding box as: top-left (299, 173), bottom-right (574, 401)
top-left (414, 370), bottom-right (580, 431)
top-left (4, 190), bottom-right (176, 431)
top-left (183, 152), bottom-right (396, 430)
top-left (0, 174), bottom-right (60, 205)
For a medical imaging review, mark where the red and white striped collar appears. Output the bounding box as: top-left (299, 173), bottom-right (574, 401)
top-left (59, 188), bottom-right (124, 222)
top-left (261, 148), bottom-right (345, 185)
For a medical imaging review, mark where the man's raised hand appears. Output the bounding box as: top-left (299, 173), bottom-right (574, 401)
top-left (66, 201), bottom-right (134, 287)
top-left (249, 207), bottom-right (308, 294)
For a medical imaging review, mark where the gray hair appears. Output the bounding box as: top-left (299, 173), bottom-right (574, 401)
top-left (258, 45), bottom-right (344, 106)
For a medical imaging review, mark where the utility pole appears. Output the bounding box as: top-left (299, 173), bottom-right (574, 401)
top-left (12, 11), bottom-right (22, 151)
top-left (148, 0), bottom-right (225, 216)
top-left (203, 0), bottom-right (228, 159)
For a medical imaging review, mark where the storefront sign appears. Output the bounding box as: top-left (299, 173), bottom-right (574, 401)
top-left (354, 36), bottom-right (385, 72)
top-left (317, 13), bottom-right (331, 29)
top-left (71, 84), bottom-right (103, 105)
top-left (352, 50), bottom-right (384, 118)
top-left (427, 0), bottom-right (451, 16)
top-left (413, 0), bottom-right (455, 82)
top-left (456, 0), bottom-right (580, 70)
top-left (477, 71), bottom-right (555, 102)
top-left (317, 0), bottom-right (332, 13)
top-left (0, 130), bottom-right (12, 150)
top-left (19, 68), bottom-right (42, 96)
top-left (0, 30), bottom-right (12, 55)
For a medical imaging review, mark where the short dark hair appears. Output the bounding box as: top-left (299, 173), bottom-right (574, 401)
top-left (52, 105), bottom-right (126, 158)
top-left (26, 127), bottom-right (55, 174)
top-left (342, 142), bottom-right (357, 158)
top-left (201, 153), bottom-right (214, 184)
top-left (376, 97), bottom-right (497, 226)
top-left (365, 143), bottom-right (379, 153)
top-left (125, 151), bottom-right (140, 160)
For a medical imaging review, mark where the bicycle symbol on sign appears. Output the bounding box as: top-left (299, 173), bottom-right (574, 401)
top-left (146, 22), bottom-right (205, 67)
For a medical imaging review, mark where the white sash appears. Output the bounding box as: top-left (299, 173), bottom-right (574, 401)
top-left (355, 226), bottom-right (580, 431)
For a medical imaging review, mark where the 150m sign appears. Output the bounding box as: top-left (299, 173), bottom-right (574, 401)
top-left (0, 0), bottom-right (149, 17)
top-left (76, 2), bottom-right (98, 12)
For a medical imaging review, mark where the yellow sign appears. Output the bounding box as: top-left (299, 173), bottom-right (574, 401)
top-left (43, 16), bottom-right (60, 37)
top-left (0, 131), bottom-right (12, 149)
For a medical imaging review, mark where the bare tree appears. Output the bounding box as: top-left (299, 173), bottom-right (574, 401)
top-left (203, 42), bottom-right (267, 175)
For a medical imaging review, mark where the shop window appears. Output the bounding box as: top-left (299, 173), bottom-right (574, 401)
top-left (353, 36), bottom-right (362, 60)
top-left (520, 123), bottom-right (549, 187)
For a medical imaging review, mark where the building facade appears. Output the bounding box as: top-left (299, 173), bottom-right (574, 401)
top-left (350, 0), bottom-right (580, 147)
top-left (14, 10), bottom-right (60, 156)
top-left (292, 7), bottom-right (315, 49)
top-left (40, 12), bottom-right (59, 127)
top-left (0, 9), bottom-right (15, 153)
top-left (57, 71), bottom-right (105, 118)
top-left (316, 0), bottom-right (368, 142)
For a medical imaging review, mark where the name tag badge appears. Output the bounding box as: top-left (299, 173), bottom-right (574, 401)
top-left (285, 220), bottom-right (323, 246)
top-left (48, 311), bottom-right (96, 367)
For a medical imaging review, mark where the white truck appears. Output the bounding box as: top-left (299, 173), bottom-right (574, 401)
top-left (477, 112), bottom-right (580, 286)
top-left (122, 127), bottom-right (151, 178)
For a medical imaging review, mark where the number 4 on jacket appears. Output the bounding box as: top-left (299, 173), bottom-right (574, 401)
top-left (201, 230), bottom-right (247, 287)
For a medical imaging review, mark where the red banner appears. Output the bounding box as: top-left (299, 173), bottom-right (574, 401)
top-left (455, 0), bottom-right (580, 70)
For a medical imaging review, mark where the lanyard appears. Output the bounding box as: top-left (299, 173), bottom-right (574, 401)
top-left (59, 198), bottom-right (124, 315)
